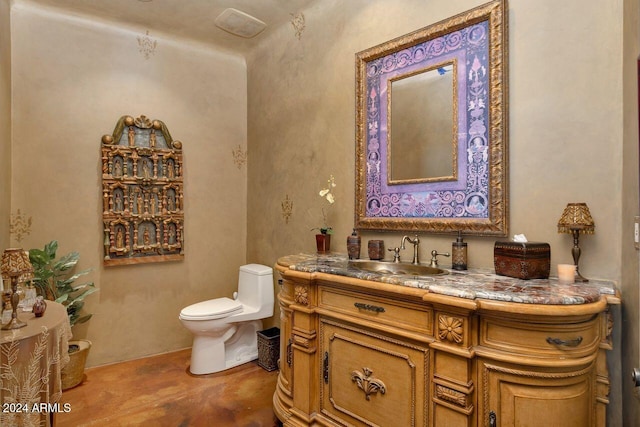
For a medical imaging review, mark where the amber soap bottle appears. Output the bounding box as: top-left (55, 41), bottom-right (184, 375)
top-left (347, 229), bottom-right (361, 260)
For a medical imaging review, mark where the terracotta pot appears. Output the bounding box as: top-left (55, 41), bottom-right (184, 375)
top-left (315, 234), bottom-right (331, 254)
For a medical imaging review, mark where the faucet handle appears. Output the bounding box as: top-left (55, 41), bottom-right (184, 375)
top-left (388, 247), bottom-right (401, 263)
top-left (430, 250), bottom-right (450, 268)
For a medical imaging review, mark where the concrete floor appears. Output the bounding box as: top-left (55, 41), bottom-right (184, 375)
top-left (57, 348), bottom-right (280, 426)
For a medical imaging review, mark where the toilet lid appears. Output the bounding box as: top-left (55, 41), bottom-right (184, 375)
top-left (180, 297), bottom-right (243, 320)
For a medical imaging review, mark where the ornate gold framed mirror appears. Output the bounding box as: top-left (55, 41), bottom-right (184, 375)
top-left (355, 0), bottom-right (508, 235)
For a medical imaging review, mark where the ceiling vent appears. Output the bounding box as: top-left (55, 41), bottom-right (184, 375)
top-left (214, 8), bottom-right (266, 39)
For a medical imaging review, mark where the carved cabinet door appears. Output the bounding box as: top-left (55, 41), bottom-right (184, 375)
top-left (478, 358), bottom-right (595, 427)
top-left (319, 317), bottom-right (429, 427)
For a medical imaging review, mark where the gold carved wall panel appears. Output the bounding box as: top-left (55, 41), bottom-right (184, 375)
top-left (101, 115), bottom-right (184, 266)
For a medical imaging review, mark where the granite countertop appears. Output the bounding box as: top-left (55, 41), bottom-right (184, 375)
top-left (279, 253), bottom-right (619, 306)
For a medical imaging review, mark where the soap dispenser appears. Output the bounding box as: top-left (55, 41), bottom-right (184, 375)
top-left (347, 229), bottom-right (361, 260)
top-left (451, 231), bottom-right (467, 270)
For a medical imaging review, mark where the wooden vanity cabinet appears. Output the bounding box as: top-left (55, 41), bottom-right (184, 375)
top-left (273, 277), bottom-right (295, 417)
top-left (474, 307), bottom-right (612, 427)
top-left (317, 284), bottom-right (432, 427)
top-left (319, 318), bottom-right (429, 426)
top-left (273, 263), bottom-right (615, 427)
top-left (479, 358), bottom-right (595, 426)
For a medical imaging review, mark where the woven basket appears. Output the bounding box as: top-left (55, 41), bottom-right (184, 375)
top-left (61, 339), bottom-right (91, 390)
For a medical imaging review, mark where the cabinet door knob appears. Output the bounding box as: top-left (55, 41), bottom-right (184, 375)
top-left (546, 336), bottom-right (583, 347)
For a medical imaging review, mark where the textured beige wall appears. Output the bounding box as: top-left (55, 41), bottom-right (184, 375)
top-left (248, 0), bottom-right (626, 276)
top-left (247, 0), bottom-right (633, 425)
top-left (1, 0), bottom-right (637, 423)
top-left (0, 0), bottom-right (11, 250)
top-left (622, 0), bottom-right (640, 424)
top-left (9, 4), bottom-right (248, 366)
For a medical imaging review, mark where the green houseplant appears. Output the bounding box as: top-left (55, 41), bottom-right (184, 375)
top-left (29, 240), bottom-right (96, 327)
top-left (28, 240), bottom-right (97, 389)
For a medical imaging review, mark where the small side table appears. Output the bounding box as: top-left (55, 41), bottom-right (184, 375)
top-left (1, 301), bottom-right (72, 426)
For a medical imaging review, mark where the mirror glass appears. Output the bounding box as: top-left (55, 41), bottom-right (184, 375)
top-left (355, 0), bottom-right (508, 235)
top-left (389, 63), bottom-right (455, 183)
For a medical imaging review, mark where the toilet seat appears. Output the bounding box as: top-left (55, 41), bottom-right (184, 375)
top-left (180, 297), bottom-right (243, 321)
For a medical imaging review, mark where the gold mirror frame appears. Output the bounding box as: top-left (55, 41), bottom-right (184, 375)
top-left (355, 0), bottom-right (508, 236)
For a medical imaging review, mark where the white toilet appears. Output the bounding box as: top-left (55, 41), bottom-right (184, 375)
top-left (179, 264), bottom-right (275, 375)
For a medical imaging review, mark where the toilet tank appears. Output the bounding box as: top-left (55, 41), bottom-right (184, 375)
top-left (237, 264), bottom-right (274, 316)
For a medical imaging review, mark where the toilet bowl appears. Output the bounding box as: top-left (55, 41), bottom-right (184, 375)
top-left (179, 264), bottom-right (274, 375)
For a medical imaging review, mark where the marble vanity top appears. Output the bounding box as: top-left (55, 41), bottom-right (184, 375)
top-left (278, 253), bottom-right (619, 306)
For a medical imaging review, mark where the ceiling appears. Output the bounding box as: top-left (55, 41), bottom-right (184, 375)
top-left (19, 0), bottom-right (319, 55)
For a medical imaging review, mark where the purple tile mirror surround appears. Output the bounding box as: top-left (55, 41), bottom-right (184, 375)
top-left (355, 0), bottom-right (508, 236)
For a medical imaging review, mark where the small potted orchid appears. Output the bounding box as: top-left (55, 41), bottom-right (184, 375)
top-left (314, 174), bottom-right (336, 253)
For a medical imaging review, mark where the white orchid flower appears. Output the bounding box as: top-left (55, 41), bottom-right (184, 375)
top-left (319, 175), bottom-right (336, 203)
top-left (315, 174), bottom-right (337, 233)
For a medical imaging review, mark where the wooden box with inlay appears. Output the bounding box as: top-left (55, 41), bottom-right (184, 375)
top-left (494, 241), bottom-right (550, 280)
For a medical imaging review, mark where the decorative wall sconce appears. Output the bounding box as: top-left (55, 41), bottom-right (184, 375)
top-left (137, 30), bottom-right (157, 60)
top-left (232, 144), bottom-right (247, 169)
top-left (290, 12), bottom-right (305, 40)
top-left (281, 194), bottom-right (293, 224)
top-left (9, 209), bottom-right (32, 243)
top-left (557, 202), bottom-right (595, 282)
top-left (1, 248), bottom-right (33, 329)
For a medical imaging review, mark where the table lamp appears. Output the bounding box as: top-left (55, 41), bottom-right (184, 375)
top-left (557, 202), bottom-right (595, 282)
top-left (1, 248), bottom-right (34, 330)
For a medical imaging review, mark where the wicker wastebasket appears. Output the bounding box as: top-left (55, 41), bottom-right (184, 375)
top-left (257, 327), bottom-right (280, 371)
top-left (61, 339), bottom-right (91, 390)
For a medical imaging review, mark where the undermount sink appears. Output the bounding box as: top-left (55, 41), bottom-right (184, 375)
top-left (349, 260), bottom-right (448, 276)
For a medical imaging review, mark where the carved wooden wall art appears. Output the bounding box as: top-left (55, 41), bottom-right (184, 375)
top-left (101, 115), bottom-right (184, 266)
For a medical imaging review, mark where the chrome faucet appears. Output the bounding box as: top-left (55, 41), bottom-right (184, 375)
top-left (401, 235), bottom-right (421, 265)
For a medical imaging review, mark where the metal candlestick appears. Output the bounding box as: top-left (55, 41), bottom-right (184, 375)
top-left (2, 275), bottom-right (26, 330)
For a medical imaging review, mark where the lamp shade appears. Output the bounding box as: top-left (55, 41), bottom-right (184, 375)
top-left (1, 248), bottom-right (34, 283)
top-left (557, 203), bottom-right (595, 234)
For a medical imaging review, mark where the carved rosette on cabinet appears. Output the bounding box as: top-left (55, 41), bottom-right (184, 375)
top-left (437, 314), bottom-right (465, 344)
top-left (294, 285), bottom-right (309, 305)
top-left (101, 115), bottom-right (184, 266)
